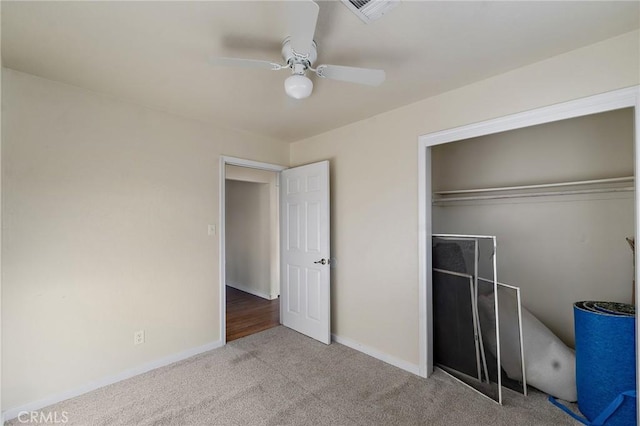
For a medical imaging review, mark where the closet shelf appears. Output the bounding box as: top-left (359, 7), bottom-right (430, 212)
top-left (433, 176), bottom-right (634, 203)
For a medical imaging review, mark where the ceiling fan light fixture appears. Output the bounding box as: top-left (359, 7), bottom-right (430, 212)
top-left (210, 1), bottom-right (386, 99)
top-left (284, 74), bottom-right (313, 99)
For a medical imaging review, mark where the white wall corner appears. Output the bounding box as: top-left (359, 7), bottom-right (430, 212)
top-left (2, 339), bottom-right (224, 422)
top-left (331, 334), bottom-right (420, 376)
top-left (226, 282), bottom-right (277, 300)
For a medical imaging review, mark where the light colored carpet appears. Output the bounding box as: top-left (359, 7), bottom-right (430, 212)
top-left (8, 326), bottom-right (580, 425)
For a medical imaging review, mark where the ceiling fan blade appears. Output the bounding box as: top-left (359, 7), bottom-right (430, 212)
top-left (287, 0), bottom-right (319, 56)
top-left (209, 57), bottom-right (283, 71)
top-left (315, 64), bottom-right (386, 86)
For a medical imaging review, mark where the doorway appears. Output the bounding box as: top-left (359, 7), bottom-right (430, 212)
top-left (219, 157), bottom-right (287, 344)
top-left (220, 156), bottom-right (332, 345)
top-left (224, 164), bottom-right (281, 341)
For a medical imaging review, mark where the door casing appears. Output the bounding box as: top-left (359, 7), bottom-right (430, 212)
top-left (219, 156), bottom-right (287, 344)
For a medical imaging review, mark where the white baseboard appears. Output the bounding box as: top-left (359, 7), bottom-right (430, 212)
top-left (2, 339), bottom-right (224, 422)
top-left (331, 333), bottom-right (420, 376)
top-left (226, 282), bottom-right (276, 300)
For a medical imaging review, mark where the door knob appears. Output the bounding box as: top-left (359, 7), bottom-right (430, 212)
top-left (314, 259), bottom-right (328, 265)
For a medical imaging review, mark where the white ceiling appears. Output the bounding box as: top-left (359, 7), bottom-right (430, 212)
top-left (2, 1), bottom-right (638, 142)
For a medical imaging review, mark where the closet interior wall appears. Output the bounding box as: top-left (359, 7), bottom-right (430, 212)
top-left (431, 108), bottom-right (635, 346)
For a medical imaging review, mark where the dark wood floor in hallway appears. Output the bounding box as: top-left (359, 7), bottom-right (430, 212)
top-left (226, 286), bottom-right (280, 342)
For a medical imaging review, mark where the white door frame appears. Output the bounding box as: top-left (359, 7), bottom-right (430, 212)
top-left (219, 156), bottom-right (287, 344)
top-left (417, 86), bottom-right (640, 384)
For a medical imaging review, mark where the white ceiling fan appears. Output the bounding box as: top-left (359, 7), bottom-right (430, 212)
top-left (210, 0), bottom-right (386, 100)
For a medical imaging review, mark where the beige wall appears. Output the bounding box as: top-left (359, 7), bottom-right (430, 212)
top-left (431, 109), bottom-right (635, 191)
top-left (225, 165), bottom-right (279, 299)
top-left (1, 68), bottom-right (288, 410)
top-left (290, 30), bottom-right (639, 366)
top-left (432, 109), bottom-right (635, 346)
top-left (225, 180), bottom-right (274, 299)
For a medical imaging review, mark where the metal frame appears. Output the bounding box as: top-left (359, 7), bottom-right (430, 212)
top-left (433, 268), bottom-right (484, 381)
top-left (479, 277), bottom-right (528, 396)
top-left (433, 256), bottom-right (528, 399)
top-left (432, 234), bottom-right (502, 404)
top-left (432, 237), bottom-right (489, 381)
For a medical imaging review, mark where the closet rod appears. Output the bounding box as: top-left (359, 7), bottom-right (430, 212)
top-left (434, 176), bottom-right (634, 196)
top-left (433, 186), bottom-right (634, 203)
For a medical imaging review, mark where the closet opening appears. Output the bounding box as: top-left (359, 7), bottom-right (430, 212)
top-left (417, 88), bottom-right (640, 388)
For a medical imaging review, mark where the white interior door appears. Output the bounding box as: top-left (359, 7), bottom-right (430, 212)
top-left (280, 160), bottom-right (330, 344)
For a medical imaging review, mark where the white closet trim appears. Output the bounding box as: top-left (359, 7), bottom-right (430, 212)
top-left (416, 86), bottom-right (640, 387)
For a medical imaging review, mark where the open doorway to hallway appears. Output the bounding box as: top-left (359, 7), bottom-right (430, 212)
top-left (226, 286), bottom-right (279, 341)
top-left (224, 164), bottom-right (280, 341)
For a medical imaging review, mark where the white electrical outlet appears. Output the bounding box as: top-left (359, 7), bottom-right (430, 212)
top-left (208, 224), bottom-right (216, 236)
top-left (134, 330), bottom-right (145, 345)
